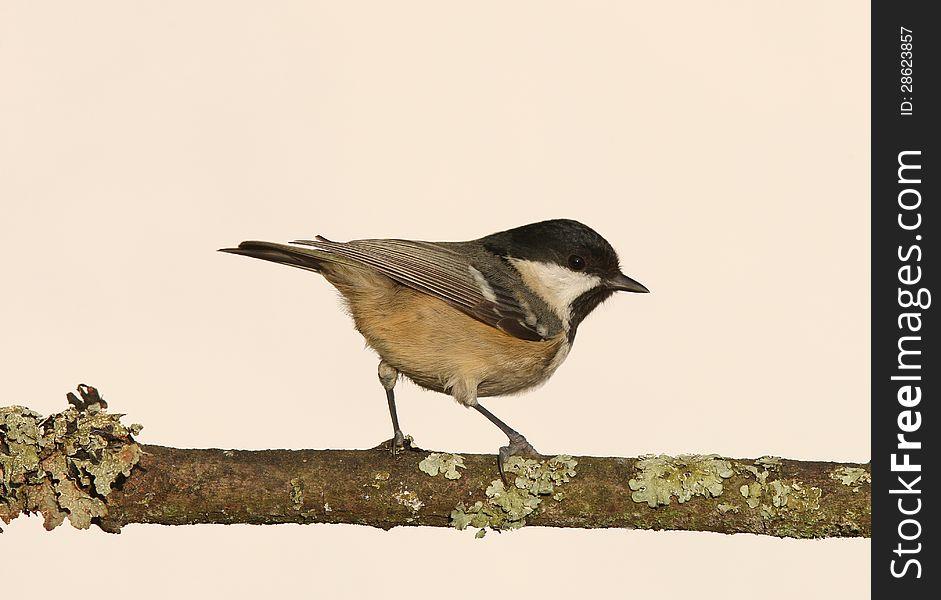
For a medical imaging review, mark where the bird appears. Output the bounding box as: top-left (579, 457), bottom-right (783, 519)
top-left (220, 219), bottom-right (648, 480)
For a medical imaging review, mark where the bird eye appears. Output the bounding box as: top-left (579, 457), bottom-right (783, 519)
top-left (568, 255), bottom-right (586, 271)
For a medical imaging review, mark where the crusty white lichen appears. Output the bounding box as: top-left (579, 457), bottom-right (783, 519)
top-left (628, 454), bottom-right (734, 508)
top-left (0, 395), bottom-right (142, 532)
top-left (450, 455), bottom-right (577, 536)
top-left (830, 466), bottom-right (871, 492)
top-left (418, 453), bottom-right (466, 480)
top-left (393, 488), bottom-right (424, 512)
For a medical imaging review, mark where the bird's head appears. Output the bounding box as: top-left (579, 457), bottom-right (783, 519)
top-left (480, 219), bottom-right (648, 338)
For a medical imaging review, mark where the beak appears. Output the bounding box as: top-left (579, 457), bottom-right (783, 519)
top-left (607, 272), bottom-right (650, 293)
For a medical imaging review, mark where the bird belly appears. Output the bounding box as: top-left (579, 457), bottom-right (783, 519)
top-left (338, 278), bottom-right (568, 403)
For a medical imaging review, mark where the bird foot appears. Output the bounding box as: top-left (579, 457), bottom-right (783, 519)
top-left (373, 432), bottom-right (419, 454)
top-left (497, 436), bottom-right (545, 485)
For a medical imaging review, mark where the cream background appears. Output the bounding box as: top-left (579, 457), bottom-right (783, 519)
top-left (1, 2), bottom-right (869, 597)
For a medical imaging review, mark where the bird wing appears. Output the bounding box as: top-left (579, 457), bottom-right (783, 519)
top-left (290, 236), bottom-right (546, 341)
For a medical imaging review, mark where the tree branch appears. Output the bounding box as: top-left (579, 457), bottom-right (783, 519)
top-left (0, 388), bottom-right (871, 538)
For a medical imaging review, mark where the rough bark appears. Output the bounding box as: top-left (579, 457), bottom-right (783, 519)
top-left (1, 393), bottom-right (871, 538)
top-left (93, 445), bottom-right (869, 537)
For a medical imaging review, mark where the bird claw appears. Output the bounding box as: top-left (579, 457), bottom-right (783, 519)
top-left (373, 432), bottom-right (419, 454)
top-left (497, 437), bottom-right (544, 485)
top-left (390, 430), bottom-right (408, 455)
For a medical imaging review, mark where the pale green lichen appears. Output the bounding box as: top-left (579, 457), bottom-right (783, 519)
top-left (628, 454), bottom-right (734, 507)
top-left (737, 460), bottom-right (821, 518)
top-left (741, 482), bottom-right (762, 508)
top-left (769, 480), bottom-right (790, 509)
top-left (739, 466), bottom-right (770, 509)
top-left (717, 502), bottom-right (740, 514)
top-left (54, 478), bottom-right (107, 529)
top-left (755, 456), bottom-right (782, 469)
top-left (830, 467), bottom-right (871, 492)
top-left (0, 391), bottom-right (143, 532)
top-left (418, 453), bottom-right (466, 480)
top-left (290, 478), bottom-right (305, 508)
top-left (449, 455), bottom-right (577, 536)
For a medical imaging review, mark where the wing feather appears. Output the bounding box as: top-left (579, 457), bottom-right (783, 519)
top-left (291, 237), bottom-right (545, 341)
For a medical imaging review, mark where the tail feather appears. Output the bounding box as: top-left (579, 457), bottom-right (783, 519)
top-left (219, 241), bottom-right (336, 273)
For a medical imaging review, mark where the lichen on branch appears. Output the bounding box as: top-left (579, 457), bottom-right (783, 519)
top-left (1, 387), bottom-right (871, 538)
top-left (446, 455), bottom-right (578, 538)
top-left (0, 385), bottom-right (142, 532)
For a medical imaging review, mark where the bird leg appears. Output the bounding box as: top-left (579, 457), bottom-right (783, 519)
top-left (378, 360), bottom-right (408, 453)
top-left (473, 402), bottom-right (544, 484)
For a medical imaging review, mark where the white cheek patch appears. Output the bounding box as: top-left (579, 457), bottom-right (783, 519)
top-left (509, 259), bottom-right (602, 326)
